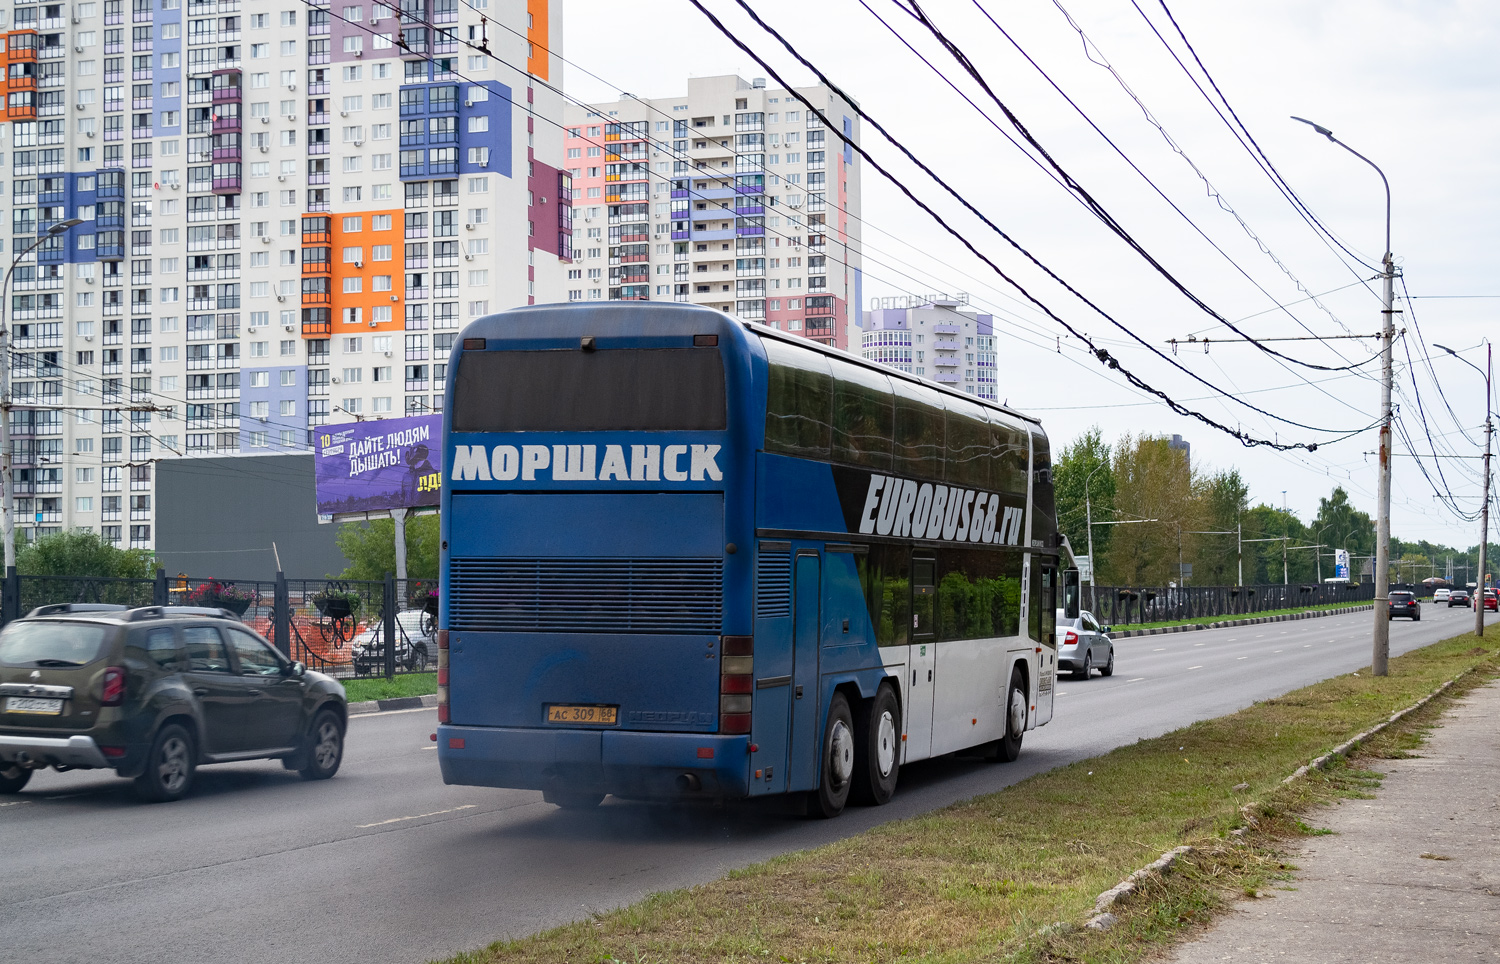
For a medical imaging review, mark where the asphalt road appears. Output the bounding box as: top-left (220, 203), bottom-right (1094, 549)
top-left (0, 604), bottom-right (1475, 964)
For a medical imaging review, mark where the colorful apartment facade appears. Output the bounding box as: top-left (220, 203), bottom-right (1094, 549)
top-left (0, 0), bottom-right (566, 549)
top-left (563, 74), bottom-right (862, 350)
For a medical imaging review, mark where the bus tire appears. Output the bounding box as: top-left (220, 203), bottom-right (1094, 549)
top-left (543, 789), bottom-right (604, 810)
top-left (851, 684), bottom-right (901, 806)
top-left (998, 668), bottom-right (1027, 762)
top-left (806, 692), bottom-right (855, 819)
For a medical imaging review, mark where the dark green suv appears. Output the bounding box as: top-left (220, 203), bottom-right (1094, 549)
top-left (0, 604), bottom-right (347, 802)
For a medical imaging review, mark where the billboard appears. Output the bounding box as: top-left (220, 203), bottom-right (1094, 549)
top-left (1335, 549), bottom-right (1350, 580)
top-left (314, 415), bottom-right (443, 518)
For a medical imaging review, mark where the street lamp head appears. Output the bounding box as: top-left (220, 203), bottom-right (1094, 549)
top-left (1433, 343), bottom-right (1458, 357)
top-left (45, 218), bottom-right (84, 236)
top-left (1290, 115), bottom-right (1335, 140)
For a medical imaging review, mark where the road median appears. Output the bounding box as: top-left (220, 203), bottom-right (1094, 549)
top-left (436, 630), bottom-right (1497, 964)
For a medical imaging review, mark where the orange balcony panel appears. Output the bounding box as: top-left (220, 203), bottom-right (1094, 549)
top-left (302, 261), bottom-right (331, 276)
top-left (302, 320), bottom-right (332, 337)
top-left (302, 292), bottom-right (330, 306)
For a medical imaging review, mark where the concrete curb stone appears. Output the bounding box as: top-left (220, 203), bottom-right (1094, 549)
top-left (1111, 603), bottom-right (1375, 640)
top-left (348, 694), bottom-right (438, 716)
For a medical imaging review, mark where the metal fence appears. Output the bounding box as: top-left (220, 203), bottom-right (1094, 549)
top-left (1084, 581), bottom-right (1377, 627)
top-left (0, 569), bottom-right (438, 680)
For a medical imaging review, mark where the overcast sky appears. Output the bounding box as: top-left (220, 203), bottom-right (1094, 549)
top-left (563, 0), bottom-right (1500, 551)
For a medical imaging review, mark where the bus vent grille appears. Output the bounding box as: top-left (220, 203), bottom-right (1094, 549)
top-left (449, 557), bottom-right (723, 634)
top-left (755, 546), bottom-right (791, 617)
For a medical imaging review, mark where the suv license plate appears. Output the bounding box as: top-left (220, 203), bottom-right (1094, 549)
top-left (546, 704), bottom-right (617, 725)
top-left (5, 696), bottom-right (63, 715)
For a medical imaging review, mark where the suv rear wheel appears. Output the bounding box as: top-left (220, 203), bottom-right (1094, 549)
top-left (136, 723), bottom-right (196, 802)
top-left (0, 762), bottom-right (32, 795)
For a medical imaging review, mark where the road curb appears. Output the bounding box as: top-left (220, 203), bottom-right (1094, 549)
top-left (348, 694), bottom-right (438, 716)
top-left (1080, 658), bottom-right (1484, 933)
top-left (1111, 603), bottom-right (1376, 639)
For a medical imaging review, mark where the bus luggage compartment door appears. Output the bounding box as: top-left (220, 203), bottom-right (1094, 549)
top-left (786, 551), bottom-right (821, 792)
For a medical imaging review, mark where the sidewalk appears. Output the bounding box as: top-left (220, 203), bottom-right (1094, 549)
top-left (1161, 678), bottom-right (1500, 964)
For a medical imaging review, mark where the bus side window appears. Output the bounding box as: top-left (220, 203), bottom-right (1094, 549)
top-left (763, 338), bottom-right (833, 459)
top-left (1042, 564), bottom-right (1057, 643)
top-left (858, 543), bottom-right (909, 647)
top-left (912, 556), bottom-right (936, 639)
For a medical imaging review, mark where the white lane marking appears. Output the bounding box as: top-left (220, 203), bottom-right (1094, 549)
top-left (1255, 634), bottom-right (1265, 638)
top-left (0, 799), bottom-right (29, 808)
top-left (1128, 677), bottom-right (1146, 682)
top-left (422, 745), bottom-right (437, 751)
top-left (1153, 648), bottom-right (1166, 652)
top-left (1304, 644), bottom-right (1312, 648)
top-left (1274, 650), bottom-right (1283, 653)
top-left (1194, 642), bottom-right (1205, 647)
top-left (1188, 665), bottom-right (1203, 670)
top-left (1237, 656), bottom-right (1248, 660)
top-left (356, 804), bottom-right (477, 829)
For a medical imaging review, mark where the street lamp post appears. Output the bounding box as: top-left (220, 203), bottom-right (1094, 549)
top-left (1, 218), bottom-right (83, 571)
top-left (1434, 341), bottom-right (1492, 637)
top-left (1293, 116), bottom-right (1396, 676)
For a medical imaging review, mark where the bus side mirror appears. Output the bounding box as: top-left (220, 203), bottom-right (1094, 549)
top-left (1063, 568), bottom-right (1081, 620)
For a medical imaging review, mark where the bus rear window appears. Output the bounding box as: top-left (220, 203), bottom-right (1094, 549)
top-left (452, 348), bottom-right (726, 432)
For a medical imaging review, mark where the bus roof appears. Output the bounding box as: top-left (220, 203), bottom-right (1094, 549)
top-left (475, 302), bottom-right (1045, 432)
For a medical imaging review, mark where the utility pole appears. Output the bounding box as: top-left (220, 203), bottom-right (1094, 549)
top-left (1436, 342), bottom-right (1493, 637)
top-left (1293, 116), bottom-right (1395, 676)
top-left (1237, 521), bottom-right (1244, 587)
top-left (1084, 462), bottom-right (1106, 587)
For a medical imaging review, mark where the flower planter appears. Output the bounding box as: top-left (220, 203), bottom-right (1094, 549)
top-left (201, 596), bottom-right (251, 616)
top-left (314, 596), bottom-right (355, 620)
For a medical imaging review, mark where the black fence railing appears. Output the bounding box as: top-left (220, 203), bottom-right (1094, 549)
top-left (0, 568), bottom-right (438, 679)
top-left (1084, 581), bottom-right (1377, 627)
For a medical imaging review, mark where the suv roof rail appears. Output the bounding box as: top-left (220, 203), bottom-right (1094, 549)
top-left (124, 605), bottom-right (243, 621)
top-left (26, 603), bottom-right (130, 618)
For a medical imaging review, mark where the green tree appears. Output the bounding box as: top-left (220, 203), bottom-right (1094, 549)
top-left (335, 514), bottom-right (439, 580)
top-left (1103, 433), bottom-right (1194, 584)
top-left (1192, 468), bottom-right (1247, 585)
top-left (1052, 427), bottom-right (1114, 572)
top-left (1312, 487), bottom-right (1374, 581)
top-left (16, 530), bottom-right (154, 578)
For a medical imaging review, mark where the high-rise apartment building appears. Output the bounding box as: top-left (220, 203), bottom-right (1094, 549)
top-left (0, 0), bottom-right (566, 550)
top-left (860, 300), bottom-right (997, 401)
top-left (563, 74), bottom-right (861, 350)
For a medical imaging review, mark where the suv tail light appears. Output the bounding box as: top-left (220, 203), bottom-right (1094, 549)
top-left (1063, 630), bottom-right (1078, 647)
top-left (719, 636), bottom-right (753, 734)
top-left (100, 666), bottom-right (127, 707)
top-left (435, 630), bottom-right (449, 724)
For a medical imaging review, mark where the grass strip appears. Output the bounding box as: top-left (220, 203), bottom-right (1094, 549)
top-left (436, 632), bottom-right (1498, 964)
top-left (1120, 601), bottom-right (1369, 632)
top-left (342, 673), bottom-right (436, 703)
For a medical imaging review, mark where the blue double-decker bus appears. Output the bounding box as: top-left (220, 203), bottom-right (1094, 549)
top-left (436, 302), bottom-right (1060, 817)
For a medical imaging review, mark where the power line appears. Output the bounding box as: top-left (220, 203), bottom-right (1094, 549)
top-left (894, 0), bottom-right (1375, 376)
top-left (696, 0), bottom-right (1371, 449)
top-left (1130, 0), bottom-right (1383, 276)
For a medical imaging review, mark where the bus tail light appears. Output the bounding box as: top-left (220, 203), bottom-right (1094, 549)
top-left (720, 636), bottom-right (753, 735)
top-left (436, 630), bottom-right (450, 724)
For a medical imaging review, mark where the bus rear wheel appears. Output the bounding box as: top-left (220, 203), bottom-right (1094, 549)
top-left (806, 692), bottom-right (855, 819)
top-left (851, 684), bottom-right (900, 806)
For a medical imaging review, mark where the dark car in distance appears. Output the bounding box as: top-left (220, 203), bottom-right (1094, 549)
top-left (0, 604), bottom-right (347, 801)
top-left (1388, 591), bottom-right (1420, 620)
top-left (1449, 590), bottom-right (1471, 608)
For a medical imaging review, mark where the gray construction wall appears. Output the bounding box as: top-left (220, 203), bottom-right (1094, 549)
top-left (155, 454), bottom-right (348, 581)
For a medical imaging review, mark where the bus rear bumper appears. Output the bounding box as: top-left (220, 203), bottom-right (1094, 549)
top-left (436, 724), bottom-right (751, 799)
